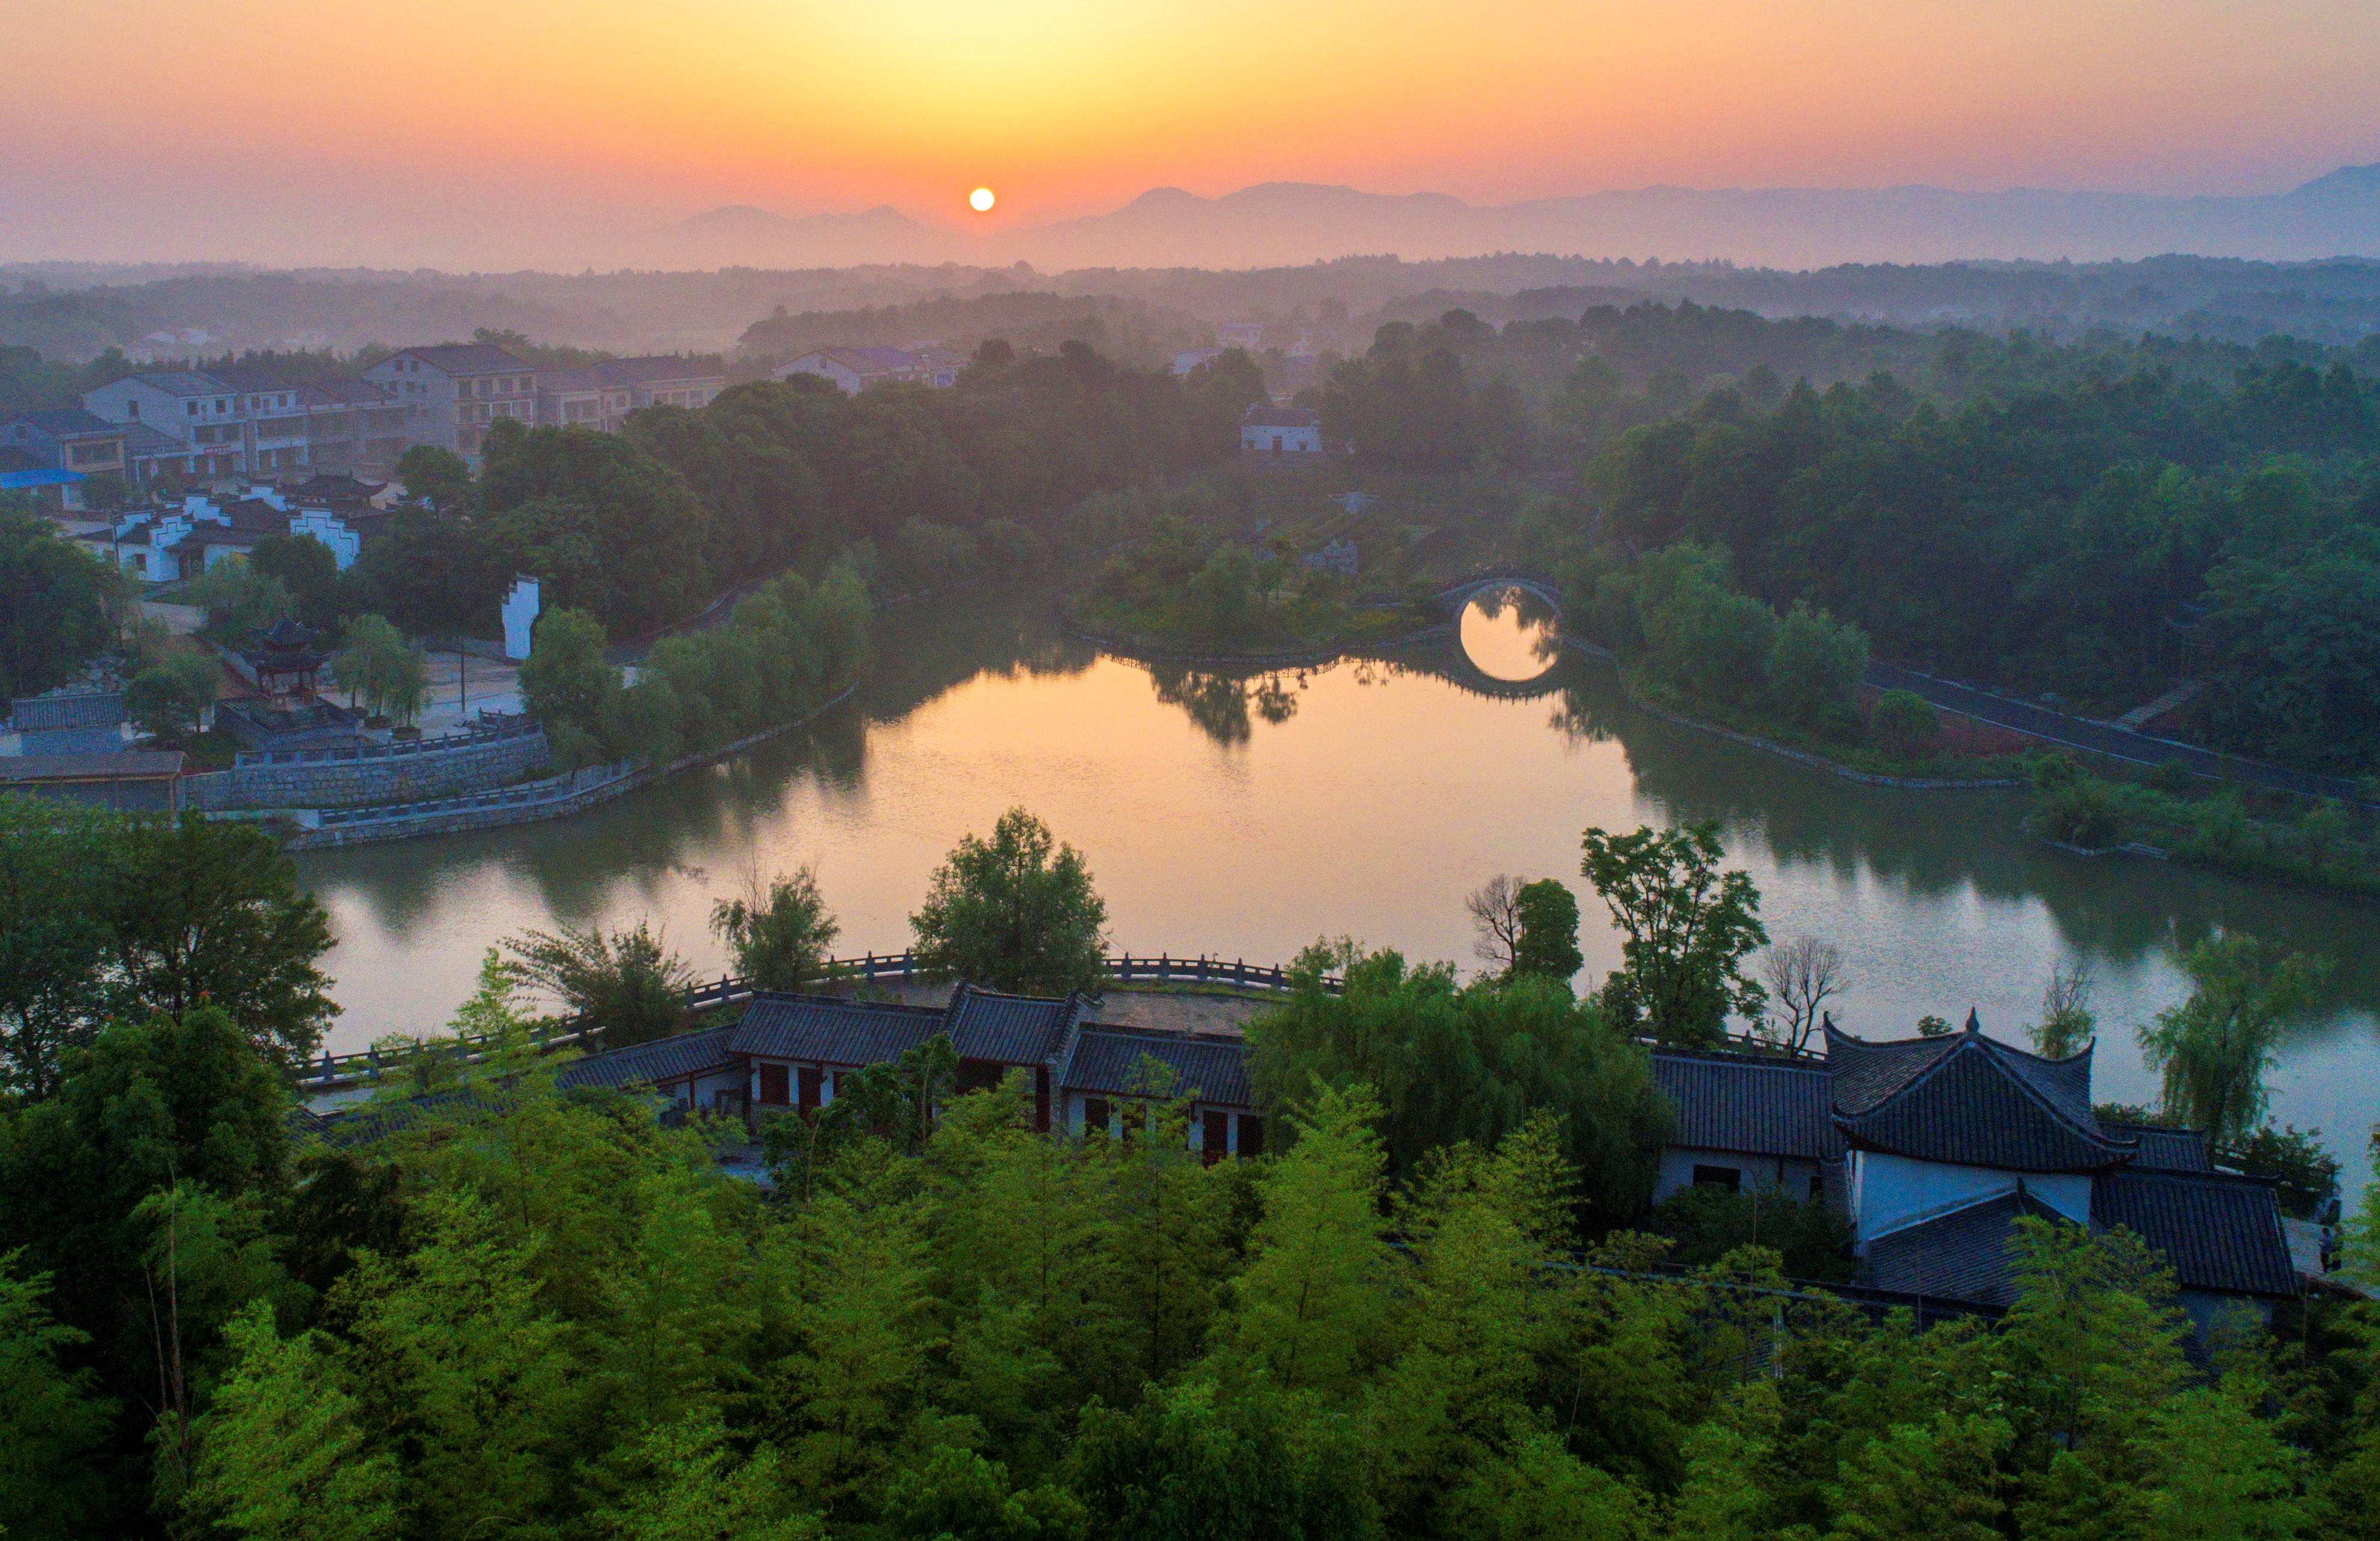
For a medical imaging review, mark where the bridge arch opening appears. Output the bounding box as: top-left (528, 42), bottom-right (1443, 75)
top-left (1457, 583), bottom-right (1562, 683)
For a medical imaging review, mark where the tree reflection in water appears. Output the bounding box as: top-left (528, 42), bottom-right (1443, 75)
top-left (1146, 664), bottom-right (1306, 745)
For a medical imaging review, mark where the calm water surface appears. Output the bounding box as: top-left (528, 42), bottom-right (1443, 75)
top-left (297, 589), bottom-right (2380, 1190)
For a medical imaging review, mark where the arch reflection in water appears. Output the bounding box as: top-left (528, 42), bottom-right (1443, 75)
top-left (1459, 586), bottom-right (1563, 683)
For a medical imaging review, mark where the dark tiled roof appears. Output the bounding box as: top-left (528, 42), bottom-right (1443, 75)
top-left (2094, 1170), bottom-right (2299, 1297)
top-left (946, 984), bottom-right (1078, 1065)
top-left (539, 367), bottom-right (606, 393)
top-left (0, 751), bottom-right (183, 780)
top-left (210, 366), bottom-right (300, 393)
top-left (127, 371), bottom-right (231, 397)
top-left (119, 423), bottom-right (186, 456)
top-left (1243, 406), bottom-right (1318, 428)
top-left (316, 1086), bottom-right (504, 1148)
top-left (1825, 1022), bottom-right (2131, 1172)
top-left (11, 691), bottom-right (122, 731)
top-left (597, 356), bottom-right (725, 387)
top-left (729, 992), bottom-right (945, 1065)
top-left (6, 407), bottom-right (118, 438)
top-left (2123, 1125), bottom-right (2215, 1173)
top-left (396, 344), bottom-right (532, 375)
top-left (1060, 1026), bottom-right (1252, 1107)
top-left (555, 1024), bottom-right (740, 1091)
top-left (1653, 1050), bottom-right (1840, 1161)
top-left (1861, 1187), bottom-right (2068, 1308)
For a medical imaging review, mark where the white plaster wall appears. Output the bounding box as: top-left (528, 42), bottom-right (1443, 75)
top-left (1850, 1149), bottom-right (2091, 1242)
top-left (1653, 1146), bottom-right (1823, 1206)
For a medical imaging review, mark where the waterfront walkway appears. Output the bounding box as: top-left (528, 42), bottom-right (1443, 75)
top-left (1868, 663), bottom-right (2372, 807)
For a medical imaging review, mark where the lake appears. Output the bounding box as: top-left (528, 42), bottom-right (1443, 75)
top-left (296, 588), bottom-right (2380, 1193)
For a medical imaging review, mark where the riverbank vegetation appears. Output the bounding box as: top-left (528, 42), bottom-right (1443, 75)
top-left (2030, 752), bottom-right (2380, 894)
top-left (519, 562), bottom-right (871, 771)
top-left (2, 804), bottom-right (2374, 1537)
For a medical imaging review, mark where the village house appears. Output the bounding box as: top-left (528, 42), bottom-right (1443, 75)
top-left (95, 482), bottom-right (388, 583)
top-left (538, 357), bottom-right (730, 432)
top-left (361, 344), bottom-right (537, 462)
top-left (1241, 404), bottom-right (1323, 456)
top-left (1654, 1013), bottom-right (2301, 1333)
top-left (553, 983), bottom-right (1264, 1158)
top-left (375, 985), bottom-right (2307, 1332)
top-left (772, 345), bottom-right (940, 395)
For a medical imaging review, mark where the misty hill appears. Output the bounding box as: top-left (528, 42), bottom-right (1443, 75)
top-left (636, 169), bottom-right (2380, 272)
top-left (1011, 172), bottom-right (2380, 269)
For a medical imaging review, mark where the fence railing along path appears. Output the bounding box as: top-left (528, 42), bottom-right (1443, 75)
top-left (295, 949), bottom-right (1342, 1091)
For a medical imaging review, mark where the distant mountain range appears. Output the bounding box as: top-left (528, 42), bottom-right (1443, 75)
top-left (633, 168), bottom-right (2380, 272)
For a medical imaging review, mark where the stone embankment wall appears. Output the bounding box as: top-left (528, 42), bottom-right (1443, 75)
top-left (280, 686), bottom-right (854, 849)
top-left (185, 723), bottom-right (551, 811)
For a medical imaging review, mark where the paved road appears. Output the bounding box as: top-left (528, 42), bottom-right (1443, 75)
top-left (1867, 663), bottom-right (2371, 807)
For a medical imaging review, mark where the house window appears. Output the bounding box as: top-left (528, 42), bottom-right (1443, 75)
top-left (1082, 1097), bottom-right (1110, 1136)
top-left (797, 1066), bottom-right (822, 1110)
top-left (1237, 1113), bottom-right (1264, 1155)
top-left (1692, 1164), bottom-right (1743, 1194)
top-left (1201, 1110), bottom-right (1230, 1164)
top-left (758, 1064), bottom-right (790, 1105)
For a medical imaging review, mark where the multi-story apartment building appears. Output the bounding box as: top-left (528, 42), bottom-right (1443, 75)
top-left (534, 356), bottom-right (727, 434)
top-left (83, 369), bottom-right (408, 480)
top-left (361, 344), bottom-right (537, 461)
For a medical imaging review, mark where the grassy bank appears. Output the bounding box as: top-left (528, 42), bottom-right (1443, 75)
top-left (2032, 758), bottom-right (2380, 896)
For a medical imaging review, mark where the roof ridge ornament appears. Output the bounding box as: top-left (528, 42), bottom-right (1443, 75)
top-left (1964, 1007), bottom-right (1982, 1034)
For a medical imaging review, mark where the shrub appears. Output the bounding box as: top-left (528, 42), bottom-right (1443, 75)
top-left (2034, 777), bottom-right (2126, 850)
top-left (1869, 688), bottom-right (1940, 757)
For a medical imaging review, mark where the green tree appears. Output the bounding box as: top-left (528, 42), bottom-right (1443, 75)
top-left (247, 533), bottom-right (343, 632)
top-left (1768, 599), bottom-right (1871, 732)
top-left (0, 793), bottom-right (114, 1095)
top-left (517, 605), bottom-right (621, 763)
top-left (710, 864), bottom-right (840, 992)
top-left (1224, 1083), bottom-right (1394, 1394)
top-left (1512, 877), bottom-right (1584, 983)
top-left (124, 647), bottom-right (219, 743)
top-left (1580, 821), bottom-right (1768, 1047)
top-left (911, 807), bottom-right (1110, 995)
top-left (0, 495), bottom-right (120, 700)
top-left (331, 613), bottom-right (429, 728)
top-left (597, 1410), bottom-right (824, 1541)
top-left (394, 444), bottom-right (473, 516)
top-left (183, 1301), bottom-right (399, 1541)
top-left (101, 813), bottom-right (339, 1067)
top-left (2138, 935), bottom-right (2328, 1155)
top-left (1069, 1379), bottom-right (1374, 1541)
top-left (1246, 945), bottom-right (1667, 1219)
top-left (504, 920), bottom-right (691, 1046)
top-left (331, 1192), bottom-right (578, 1540)
top-left (882, 1445), bottom-right (1086, 1541)
top-left (183, 554), bottom-right (296, 640)
top-left (0, 1253), bottom-right (114, 1540)
top-left (1869, 688), bottom-right (1941, 758)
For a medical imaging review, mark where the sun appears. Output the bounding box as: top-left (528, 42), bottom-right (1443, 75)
top-left (968, 187), bottom-right (996, 213)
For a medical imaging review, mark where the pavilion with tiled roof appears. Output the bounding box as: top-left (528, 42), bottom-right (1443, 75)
top-left (1652, 1010), bottom-right (2300, 1332)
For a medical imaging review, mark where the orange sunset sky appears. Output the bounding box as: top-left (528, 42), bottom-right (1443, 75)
top-left (6, 0), bottom-right (2378, 268)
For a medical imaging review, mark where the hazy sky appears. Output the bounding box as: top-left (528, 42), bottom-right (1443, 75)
top-left (6, 0), bottom-right (2378, 268)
